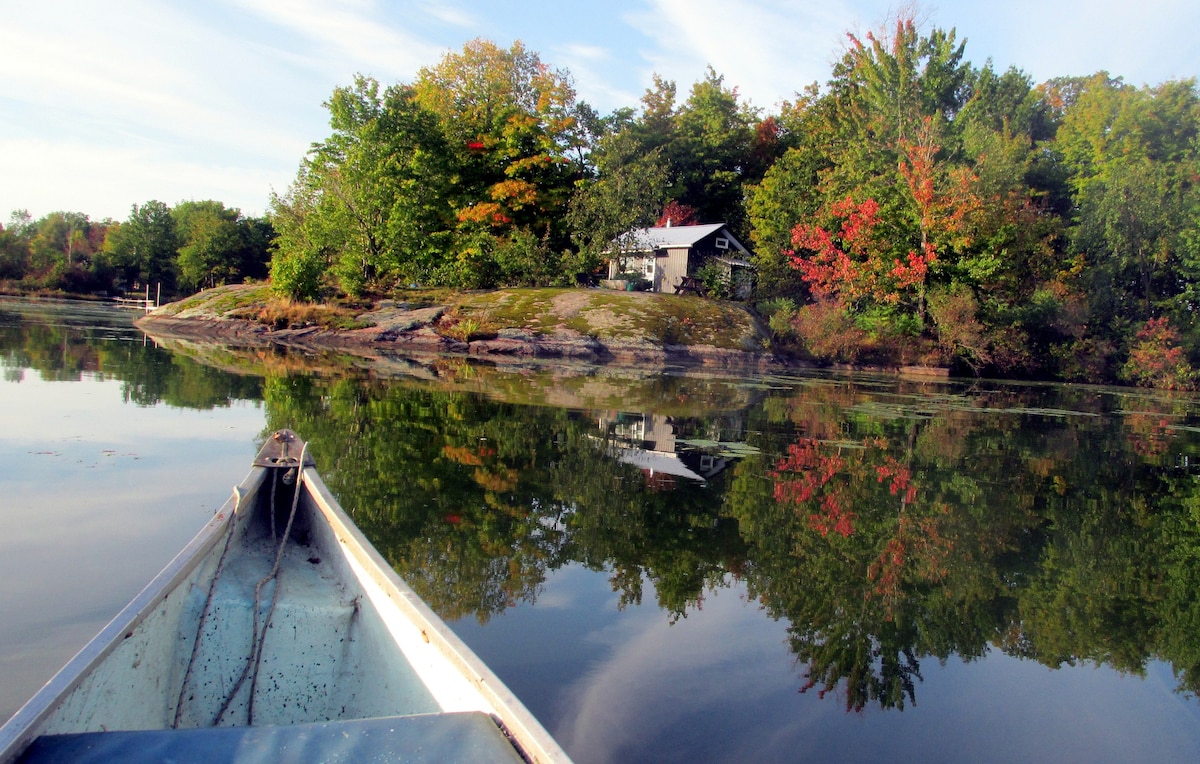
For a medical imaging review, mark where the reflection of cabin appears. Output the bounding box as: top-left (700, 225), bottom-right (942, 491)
top-left (599, 412), bottom-right (728, 483)
top-left (606, 223), bottom-right (753, 299)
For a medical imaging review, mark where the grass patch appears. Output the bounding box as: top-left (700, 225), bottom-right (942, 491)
top-left (153, 283), bottom-right (273, 318)
top-left (446, 288), bottom-right (759, 349)
top-left (456, 289), bottom-right (563, 335)
top-left (156, 284), bottom-right (763, 350)
top-left (206, 286), bottom-right (273, 315)
top-left (435, 308), bottom-right (499, 341)
top-left (389, 287), bottom-right (459, 309)
top-left (238, 298), bottom-right (370, 331)
top-left (576, 293), bottom-right (754, 349)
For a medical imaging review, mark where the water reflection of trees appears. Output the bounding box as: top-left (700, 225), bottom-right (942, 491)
top-left (0, 301), bottom-right (261, 407)
top-left (262, 371), bottom-right (1200, 712)
top-left (732, 381), bottom-right (1200, 711)
top-left (261, 374), bottom-right (745, 623)
top-left (17, 302), bottom-right (1200, 715)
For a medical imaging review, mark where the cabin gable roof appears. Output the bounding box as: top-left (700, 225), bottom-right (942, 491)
top-left (609, 223), bottom-right (749, 256)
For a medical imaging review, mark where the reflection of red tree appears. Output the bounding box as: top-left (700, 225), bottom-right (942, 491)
top-left (442, 443), bottom-right (498, 465)
top-left (443, 444), bottom-right (484, 465)
top-left (771, 438), bottom-right (856, 537)
top-left (868, 537), bottom-right (906, 604)
top-left (1125, 412), bottom-right (1171, 461)
top-left (772, 438), bottom-right (844, 501)
top-left (810, 495), bottom-right (856, 537)
top-left (773, 434), bottom-right (957, 620)
top-left (876, 456), bottom-right (917, 504)
top-left (474, 466), bottom-right (517, 492)
top-left (867, 512), bottom-right (953, 615)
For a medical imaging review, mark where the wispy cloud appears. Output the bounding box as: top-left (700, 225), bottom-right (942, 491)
top-left (953, 0), bottom-right (1200, 85)
top-left (623, 0), bottom-right (1200, 107)
top-left (228, 0), bottom-right (448, 77)
top-left (623, 0), bottom-right (881, 109)
top-left (0, 0), bottom-right (421, 218)
top-left (416, 0), bottom-right (477, 28)
top-left (558, 43), bottom-right (611, 63)
top-left (2, 0), bottom-right (1197, 220)
top-left (553, 586), bottom-right (798, 762)
top-left (551, 43), bottom-right (643, 112)
top-left (1, 5), bottom-right (213, 129)
top-left (0, 2), bottom-right (317, 159)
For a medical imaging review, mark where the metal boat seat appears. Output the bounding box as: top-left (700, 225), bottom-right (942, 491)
top-left (18, 711), bottom-right (524, 763)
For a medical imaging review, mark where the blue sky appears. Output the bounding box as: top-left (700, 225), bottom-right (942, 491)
top-left (2, 0), bottom-right (1198, 223)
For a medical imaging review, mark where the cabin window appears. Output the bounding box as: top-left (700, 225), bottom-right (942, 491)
top-left (715, 237), bottom-right (730, 250)
top-left (643, 259), bottom-right (655, 276)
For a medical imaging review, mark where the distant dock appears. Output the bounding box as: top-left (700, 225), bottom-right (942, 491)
top-left (113, 296), bottom-right (156, 311)
top-left (114, 285), bottom-right (160, 312)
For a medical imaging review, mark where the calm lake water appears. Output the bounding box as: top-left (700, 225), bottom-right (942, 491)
top-left (3, 297), bottom-right (1200, 762)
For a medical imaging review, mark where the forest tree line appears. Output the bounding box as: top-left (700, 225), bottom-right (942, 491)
top-left (0, 200), bottom-right (272, 298)
top-left (3, 13), bottom-right (1200, 386)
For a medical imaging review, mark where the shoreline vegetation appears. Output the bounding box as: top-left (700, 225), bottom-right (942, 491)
top-left (7, 13), bottom-right (1200, 389)
top-left (134, 283), bottom-right (950, 377)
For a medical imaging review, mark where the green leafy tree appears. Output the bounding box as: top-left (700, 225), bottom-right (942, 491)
top-left (414, 39), bottom-right (586, 285)
top-left (746, 88), bottom-right (832, 298)
top-left (269, 165), bottom-right (330, 301)
top-left (1057, 76), bottom-right (1200, 347)
top-left (173, 200), bottom-right (270, 292)
top-left (0, 211), bottom-right (35, 281)
top-left (271, 40), bottom-right (591, 296)
top-left (29, 212), bottom-right (83, 270)
top-left (270, 76), bottom-right (454, 298)
top-left (749, 16), bottom-right (973, 308)
top-left (11, 211), bottom-right (114, 293)
top-left (566, 132), bottom-right (670, 276)
top-left (747, 13), bottom-right (1092, 375)
top-left (671, 67), bottom-right (759, 231)
top-left (103, 200), bottom-right (179, 293)
top-left (596, 68), bottom-right (763, 239)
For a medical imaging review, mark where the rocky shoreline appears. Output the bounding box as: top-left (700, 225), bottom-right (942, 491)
top-left (136, 309), bottom-right (786, 372)
top-left (134, 284), bottom-right (949, 378)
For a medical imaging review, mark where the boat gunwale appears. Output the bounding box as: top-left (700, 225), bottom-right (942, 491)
top-left (300, 465), bottom-right (572, 763)
top-left (0, 466), bottom-right (269, 763)
top-left (0, 432), bottom-right (573, 764)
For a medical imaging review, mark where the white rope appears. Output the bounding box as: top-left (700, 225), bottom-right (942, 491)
top-left (214, 443), bottom-right (308, 726)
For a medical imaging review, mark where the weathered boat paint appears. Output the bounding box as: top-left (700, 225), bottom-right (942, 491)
top-left (0, 430), bottom-right (571, 763)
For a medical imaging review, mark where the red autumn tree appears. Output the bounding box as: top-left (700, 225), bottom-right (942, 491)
top-left (1121, 317), bottom-right (1196, 390)
top-left (657, 200), bottom-right (700, 227)
top-left (788, 195), bottom-right (935, 307)
top-left (896, 116), bottom-right (981, 261)
top-left (771, 437), bottom-right (856, 538)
